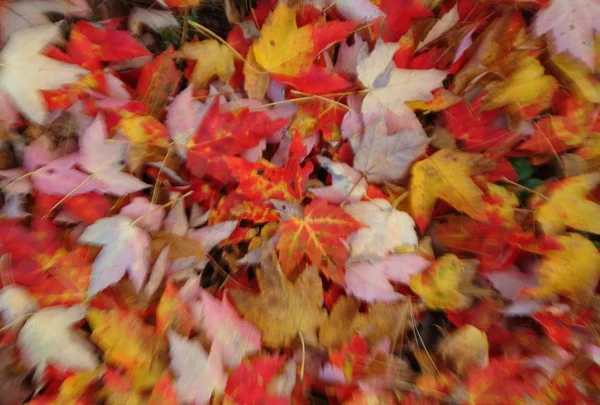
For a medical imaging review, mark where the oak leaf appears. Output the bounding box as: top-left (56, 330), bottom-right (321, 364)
top-left (229, 244), bottom-right (327, 349)
top-left (276, 198), bottom-right (364, 282)
top-left (87, 308), bottom-right (166, 390)
top-left (534, 173), bottom-right (600, 235)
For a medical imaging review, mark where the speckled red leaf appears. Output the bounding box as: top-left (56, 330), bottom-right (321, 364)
top-left (377, 0), bottom-right (433, 42)
top-left (224, 356), bottom-right (289, 405)
top-left (136, 47), bottom-right (181, 118)
top-left (329, 335), bottom-right (369, 382)
top-left (276, 199), bottom-right (364, 283)
top-left (67, 21), bottom-right (150, 71)
top-left (186, 102), bottom-right (289, 180)
top-left (465, 358), bottom-right (537, 404)
top-left (443, 95), bottom-right (512, 152)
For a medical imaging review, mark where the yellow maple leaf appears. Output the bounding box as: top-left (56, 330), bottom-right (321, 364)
top-left (517, 233), bottom-right (600, 301)
top-left (87, 308), bottom-right (166, 390)
top-left (252, 3), bottom-right (314, 77)
top-left (52, 369), bottom-right (102, 405)
top-left (534, 173), bottom-right (600, 235)
top-left (483, 55), bottom-right (558, 119)
top-left (409, 254), bottom-right (479, 311)
top-left (175, 40), bottom-right (235, 88)
top-left (438, 325), bottom-right (489, 376)
top-left (244, 46), bottom-right (270, 100)
top-left (548, 54), bottom-right (600, 103)
top-left (409, 148), bottom-right (489, 231)
top-left (229, 243), bottom-right (327, 349)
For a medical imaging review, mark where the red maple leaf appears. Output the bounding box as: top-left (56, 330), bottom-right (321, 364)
top-left (67, 21), bottom-right (150, 71)
top-left (225, 356), bottom-right (289, 405)
top-left (186, 102), bottom-right (289, 182)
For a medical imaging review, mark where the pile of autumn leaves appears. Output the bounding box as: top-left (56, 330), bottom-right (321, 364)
top-left (0, 0), bottom-right (599, 403)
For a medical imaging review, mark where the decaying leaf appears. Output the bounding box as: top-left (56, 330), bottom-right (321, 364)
top-left (229, 243), bottom-right (327, 349)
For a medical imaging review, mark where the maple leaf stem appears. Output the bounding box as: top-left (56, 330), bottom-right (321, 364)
top-left (298, 330), bottom-right (305, 382)
top-left (1, 171), bottom-right (35, 193)
top-left (501, 177), bottom-right (549, 200)
top-left (131, 190), bottom-right (193, 228)
top-left (289, 90), bottom-right (351, 111)
top-left (151, 145), bottom-right (174, 205)
top-left (45, 174), bottom-right (94, 217)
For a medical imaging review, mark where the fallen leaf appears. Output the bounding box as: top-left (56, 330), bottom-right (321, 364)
top-left (345, 253), bottom-right (431, 303)
top-left (78, 215), bottom-right (150, 297)
top-left (194, 290), bottom-right (261, 369)
top-left (87, 308), bottom-right (166, 390)
top-left (252, 2), bottom-right (357, 93)
top-left (534, 173), bottom-right (600, 235)
top-left (175, 40), bottom-right (235, 88)
top-left (516, 233), bottom-right (600, 302)
top-left (148, 372), bottom-right (180, 405)
top-left (224, 356), bottom-right (288, 405)
top-left (319, 296), bottom-right (413, 348)
top-left (409, 254), bottom-right (480, 311)
top-left (343, 199), bottom-right (418, 262)
top-left (156, 281), bottom-right (193, 337)
top-left (229, 243), bottom-right (327, 348)
top-left (0, 286), bottom-right (38, 326)
top-left (438, 325), bottom-right (489, 376)
top-left (533, 0), bottom-right (600, 68)
top-left (0, 23), bottom-right (87, 124)
top-left (358, 40), bottom-right (447, 120)
top-left (167, 331), bottom-right (227, 405)
top-left (18, 305), bottom-right (99, 376)
top-left (410, 148), bottom-right (489, 232)
top-left (276, 198), bottom-right (364, 282)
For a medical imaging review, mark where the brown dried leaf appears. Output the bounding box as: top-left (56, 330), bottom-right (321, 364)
top-left (229, 243), bottom-right (327, 349)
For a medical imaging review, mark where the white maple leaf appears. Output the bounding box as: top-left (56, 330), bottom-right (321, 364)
top-left (17, 305), bottom-right (99, 377)
top-left (0, 286), bottom-right (38, 326)
top-left (357, 40), bottom-right (447, 119)
top-left (533, 0), bottom-right (600, 69)
top-left (0, 23), bottom-right (88, 124)
top-left (193, 291), bottom-right (261, 369)
top-left (310, 119), bottom-right (427, 203)
top-left (168, 331), bottom-right (227, 405)
top-left (1, 0), bottom-right (90, 42)
top-left (353, 118), bottom-right (429, 183)
top-left (345, 254), bottom-right (431, 303)
top-left (128, 7), bottom-right (179, 36)
top-left (78, 115), bottom-right (150, 196)
top-left (344, 199), bottom-right (418, 262)
top-left (78, 215), bottom-right (150, 297)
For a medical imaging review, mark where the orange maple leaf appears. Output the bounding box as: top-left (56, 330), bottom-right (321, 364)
top-left (276, 199), bottom-right (364, 283)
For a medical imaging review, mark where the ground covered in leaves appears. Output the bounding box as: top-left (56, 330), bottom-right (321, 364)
top-left (0, 0), bottom-right (600, 403)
